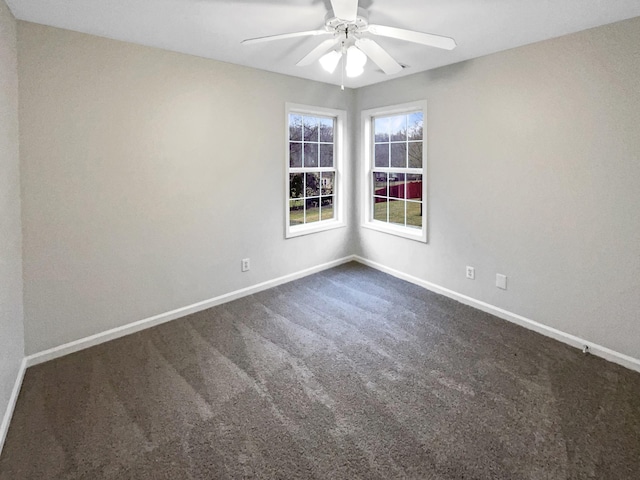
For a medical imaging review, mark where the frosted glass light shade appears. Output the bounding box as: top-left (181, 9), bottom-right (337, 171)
top-left (346, 45), bottom-right (367, 69)
top-left (319, 50), bottom-right (342, 73)
top-left (346, 66), bottom-right (364, 77)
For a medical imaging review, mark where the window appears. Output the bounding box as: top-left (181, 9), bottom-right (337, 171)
top-left (286, 104), bottom-right (346, 238)
top-left (362, 101), bottom-right (427, 242)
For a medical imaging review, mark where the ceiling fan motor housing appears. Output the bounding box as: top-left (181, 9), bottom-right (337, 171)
top-left (324, 7), bottom-right (369, 40)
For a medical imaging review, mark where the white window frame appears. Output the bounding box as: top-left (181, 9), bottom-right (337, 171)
top-left (361, 101), bottom-right (428, 243)
top-left (285, 103), bottom-right (347, 238)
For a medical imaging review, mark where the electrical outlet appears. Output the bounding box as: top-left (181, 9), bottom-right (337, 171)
top-left (241, 258), bottom-right (250, 272)
top-left (496, 274), bottom-right (507, 290)
top-left (466, 266), bottom-right (475, 280)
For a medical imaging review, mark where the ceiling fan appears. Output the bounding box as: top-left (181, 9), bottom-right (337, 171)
top-left (241, 0), bottom-right (456, 79)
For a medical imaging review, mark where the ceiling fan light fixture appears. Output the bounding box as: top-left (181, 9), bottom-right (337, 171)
top-left (346, 45), bottom-right (367, 69)
top-left (319, 50), bottom-right (342, 73)
top-left (345, 65), bottom-right (364, 78)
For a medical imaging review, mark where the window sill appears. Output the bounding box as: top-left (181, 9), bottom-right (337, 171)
top-left (286, 220), bottom-right (346, 239)
top-left (361, 221), bottom-right (427, 243)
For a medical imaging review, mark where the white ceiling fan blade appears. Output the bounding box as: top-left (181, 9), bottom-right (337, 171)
top-left (368, 24), bottom-right (457, 50)
top-left (355, 38), bottom-right (402, 75)
top-left (330, 0), bottom-right (358, 22)
top-left (242, 29), bottom-right (329, 45)
top-left (297, 38), bottom-right (340, 66)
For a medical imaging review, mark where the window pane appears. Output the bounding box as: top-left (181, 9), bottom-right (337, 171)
top-left (319, 143), bottom-right (333, 168)
top-left (373, 197), bottom-right (388, 222)
top-left (373, 172), bottom-right (387, 196)
top-left (289, 142), bottom-right (302, 168)
top-left (319, 117), bottom-right (334, 142)
top-left (366, 106), bottom-right (425, 238)
top-left (407, 201), bottom-right (422, 228)
top-left (388, 173), bottom-right (405, 199)
top-left (286, 108), bottom-right (342, 236)
top-left (388, 199), bottom-right (406, 226)
top-left (375, 143), bottom-right (389, 168)
top-left (408, 112), bottom-right (423, 141)
top-left (408, 142), bottom-right (422, 168)
top-left (390, 115), bottom-right (407, 142)
top-left (289, 114), bottom-right (303, 141)
top-left (406, 174), bottom-right (422, 200)
top-left (306, 197), bottom-right (320, 223)
top-left (303, 116), bottom-right (318, 141)
top-left (374, 117), bottom-right (390, 142)
top-left (289, 173), bottom-right (304, 199)
top-left (321, 196), bottom-right (334, 221)
top-left (321, 172), bottom-right (334, 195)
top-left (305, 172), bottom-right (320, 197)
top-left (390, 143), bottom-right (407, 168)
top-left (304, 143), bottom-right (318, 167)
top-left (289, 199), bottom-right (304, 226)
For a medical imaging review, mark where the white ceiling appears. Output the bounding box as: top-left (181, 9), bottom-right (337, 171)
top-left (6, 0), bottom-right (640, 88)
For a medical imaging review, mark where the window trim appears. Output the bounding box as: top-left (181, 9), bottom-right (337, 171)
top-left (361, 101), bottom-right (428, 243)
top-left (285, 103), bottom-right (347, 239)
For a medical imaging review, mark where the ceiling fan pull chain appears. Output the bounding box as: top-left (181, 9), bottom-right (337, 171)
top-left (341, 41), bottom-right (345, 90)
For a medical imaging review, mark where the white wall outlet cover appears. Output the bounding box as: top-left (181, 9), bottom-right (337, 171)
top-left (241, 258), bottom-right (250, 272)
top-left (496, 274), bottom-right (507, 290)
top-left (466, 266), bottom-right (475, 280)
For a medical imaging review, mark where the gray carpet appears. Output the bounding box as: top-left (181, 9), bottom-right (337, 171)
top-left (1, 262), bottom-right (639, 479)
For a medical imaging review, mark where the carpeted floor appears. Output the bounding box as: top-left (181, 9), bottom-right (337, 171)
top-left (1, 262), bottom-right (639, 479)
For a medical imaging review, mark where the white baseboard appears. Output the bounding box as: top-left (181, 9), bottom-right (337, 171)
top-left (21, 252), bottom-right (640, 373)
top-left (353, 256), bottom-right (640, 374)
top-left (0, 358), bottom-right (27, 457)
top-left (26, 255), bottom-right (356, 368)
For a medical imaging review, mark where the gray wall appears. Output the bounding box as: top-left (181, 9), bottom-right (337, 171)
top-left (18, 22), bottom-right (355, 354)
top-left (16, 16), bottom-right (640, 363)
top-left (355, 17), bottom-right (640, 360)
top-left (0, 0), bottom-right (24, 429)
